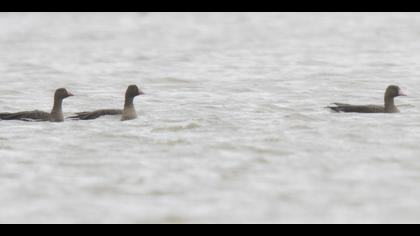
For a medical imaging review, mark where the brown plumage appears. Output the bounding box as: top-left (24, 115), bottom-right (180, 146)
top-left (327, 85), bottom-right (407, 113)
top-left (0, 88), bottom-right (74, 122)
top-left (69, 85), bottom-right (144, 121)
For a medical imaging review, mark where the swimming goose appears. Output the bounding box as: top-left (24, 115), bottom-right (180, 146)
top-left (0, 88), bottom-right (74, 122)
top-left (327, 85), bottom-right (407, 113)
top-left (69, 85), bottom-right (144, 121)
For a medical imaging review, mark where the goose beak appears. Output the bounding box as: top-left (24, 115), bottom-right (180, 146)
top-left (68, 92), bottom-right (74, 97)
top-left (398, 89), bottom-right (407, 96)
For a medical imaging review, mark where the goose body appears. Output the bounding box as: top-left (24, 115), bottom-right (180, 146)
top-left (69, 85), bottom-right (143, 121)
top-left (327, 85), bottom-right (406, 113)
top-left (0, 88), bottom-right (73, 122)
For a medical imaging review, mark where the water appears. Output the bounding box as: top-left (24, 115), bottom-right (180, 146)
top-left (1, 12), bottom-right (420, 223)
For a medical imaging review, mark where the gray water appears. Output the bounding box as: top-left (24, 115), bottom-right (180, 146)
top-left (0, 12), bottom-right (420, 224)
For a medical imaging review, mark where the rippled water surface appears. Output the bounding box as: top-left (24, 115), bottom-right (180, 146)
top-left (1, 12), bottom-right (420, 223)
